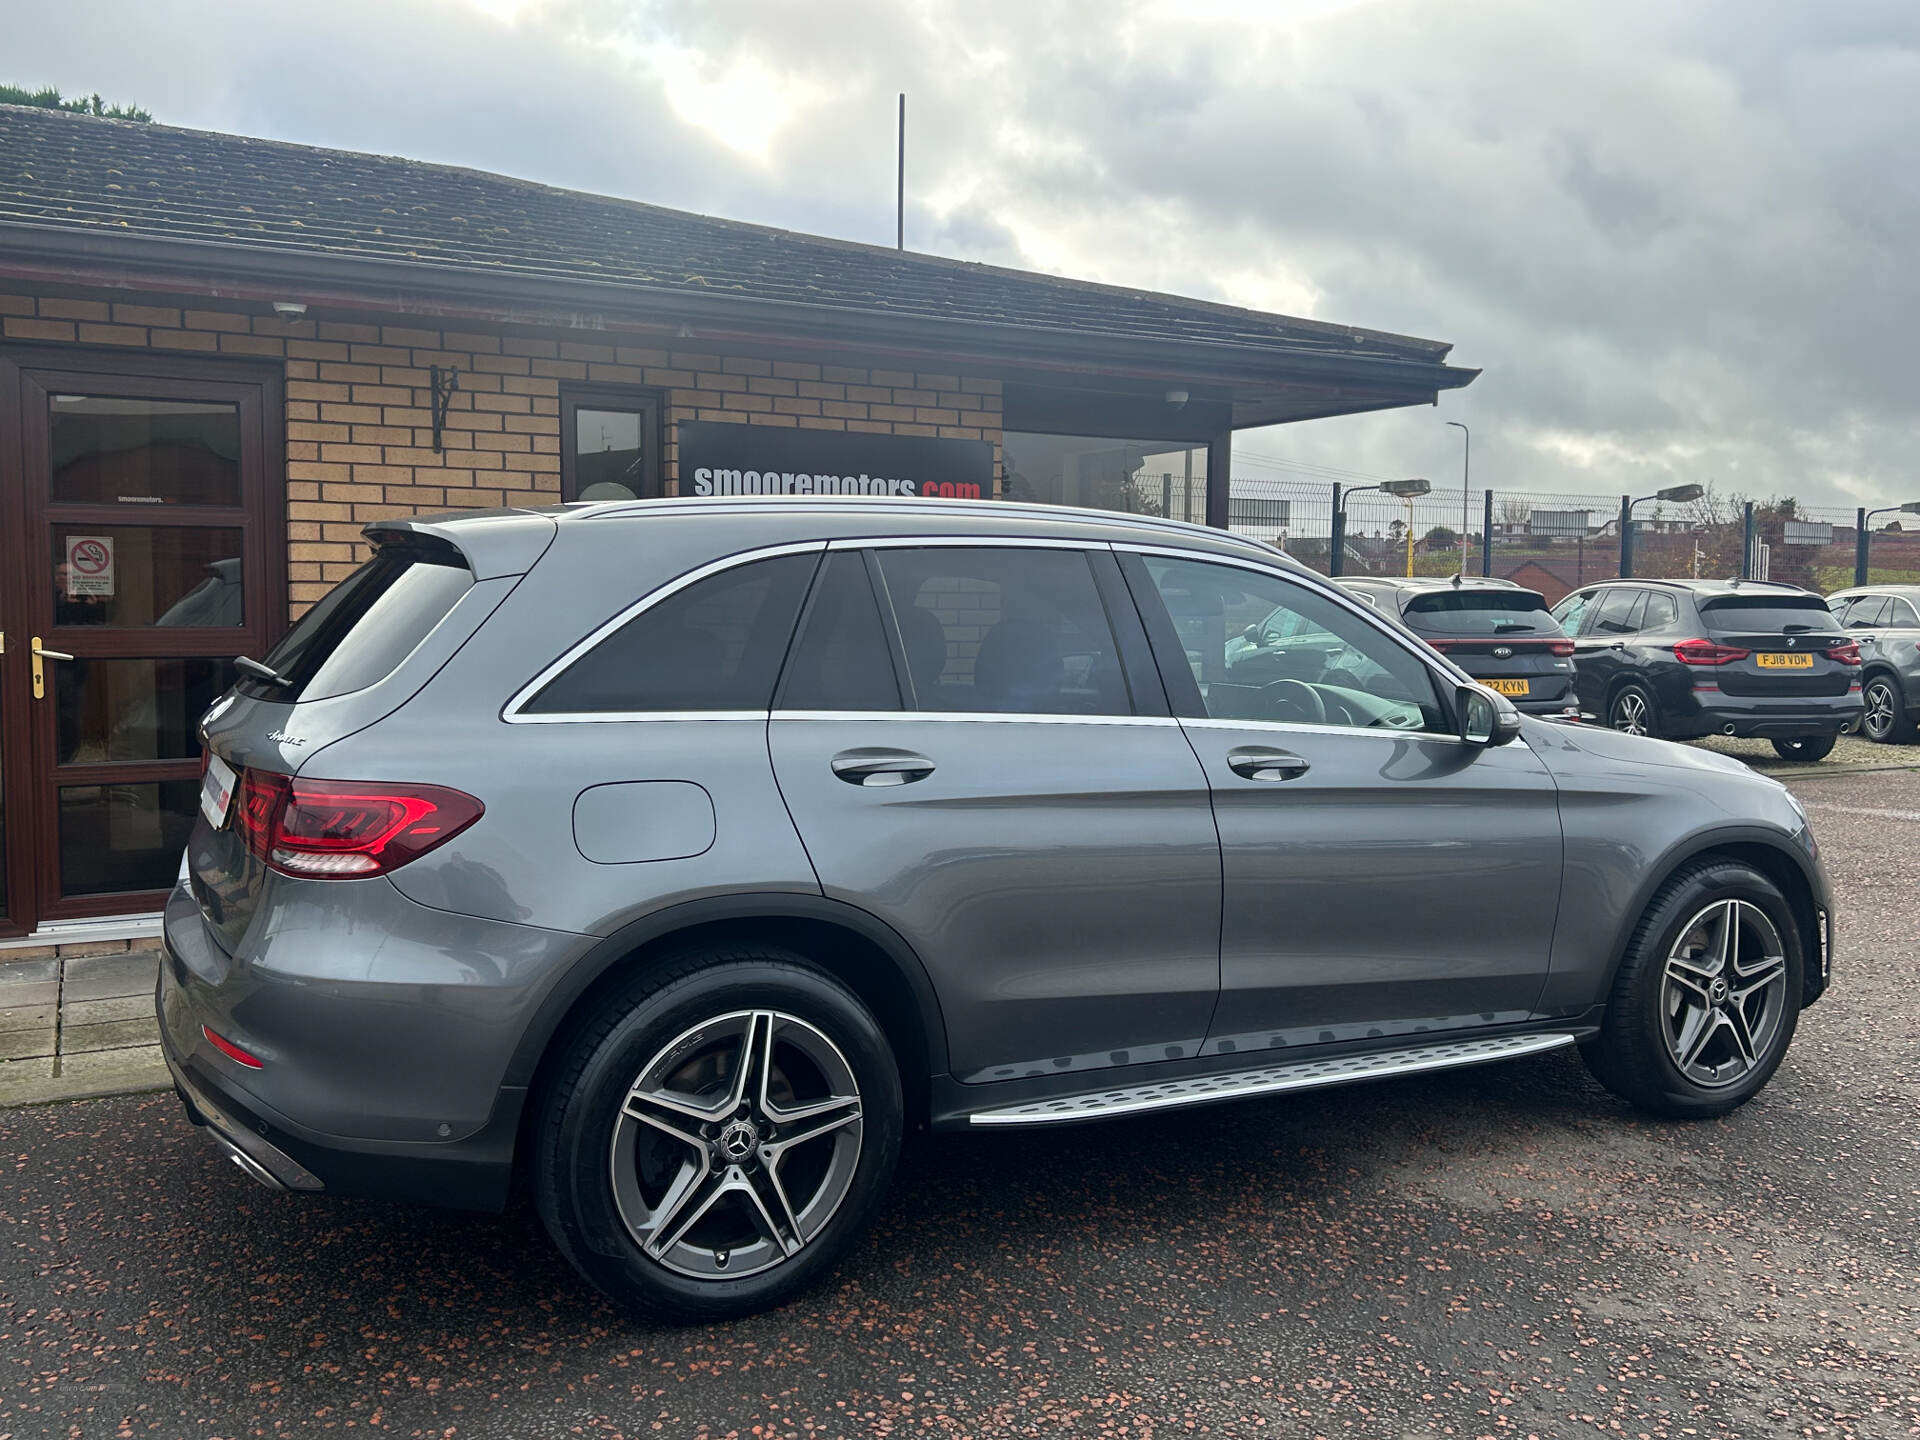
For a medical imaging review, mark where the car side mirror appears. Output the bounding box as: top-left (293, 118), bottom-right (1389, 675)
top-left (1242, 624), bottom-right (1263, 644)
top-left (1457, 683), bottom-right (1522, 747)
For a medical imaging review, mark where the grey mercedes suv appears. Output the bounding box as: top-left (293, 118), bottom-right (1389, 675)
top-left (163, 499), bottom-right (1834, 1320)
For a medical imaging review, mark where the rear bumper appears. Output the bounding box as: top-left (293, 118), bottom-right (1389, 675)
top-left (1665, 693), bottom-right (1863, 741)
top-left (157, 877), bottom-right (590, 1210)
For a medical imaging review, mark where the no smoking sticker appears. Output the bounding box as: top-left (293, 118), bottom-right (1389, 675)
top-left (66, 535), bottom-right (115, 597)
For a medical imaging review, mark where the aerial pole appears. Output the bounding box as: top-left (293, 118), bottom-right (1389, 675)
top-left (896, 93), bottom-right (905, 251)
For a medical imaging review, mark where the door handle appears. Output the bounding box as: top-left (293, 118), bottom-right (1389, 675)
top-left (29, 636), bottom-right (73, 700)
top-left (1227, 746), bottom-right (1310, 782)
top-left (831, 749), bottom-right (936, 787)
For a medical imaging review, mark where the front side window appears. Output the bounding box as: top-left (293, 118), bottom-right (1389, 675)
top-left (1842, 596), bottom-right (1888, 628)
top-left (1131, 555), bottom-right (1445, 732)
top-left (871, 547), bottom-right (1131, 716)
top-left (1552, 590), bottom-right (1594, 634)
top-left (523, 552), bottom-right (817, 714)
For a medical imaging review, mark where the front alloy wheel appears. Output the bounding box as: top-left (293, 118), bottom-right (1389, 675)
top-left (1658, 899), bottom-right (1789, 1088)
top-left (613, 1010), bottom-right (864, 1279)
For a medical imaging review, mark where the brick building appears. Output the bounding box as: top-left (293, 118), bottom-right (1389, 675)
top-left (0, 104), bottom-right (1476, 938)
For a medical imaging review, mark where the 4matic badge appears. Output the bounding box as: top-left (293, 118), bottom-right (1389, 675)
top-left (266, 730), bottom-right (306, 746)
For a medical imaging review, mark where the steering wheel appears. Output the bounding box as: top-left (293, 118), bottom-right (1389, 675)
top-left (1259, 678), bottom-right (1327, 724)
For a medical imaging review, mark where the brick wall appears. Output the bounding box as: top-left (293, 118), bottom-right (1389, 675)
top-left (1, 288), bottom-right (1006, 617)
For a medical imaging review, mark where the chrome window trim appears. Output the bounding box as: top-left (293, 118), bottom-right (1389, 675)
top-left (773, 710), bottom-right (1181, 727)
top-left (501, 539), bottom-right (826, 722)
top-left (827, 534), bottom-right (1102, 551)
top-left (1179, 715), bottom-right (1470, 745)
top-left (1112, 541), bottom-right (1473, 738)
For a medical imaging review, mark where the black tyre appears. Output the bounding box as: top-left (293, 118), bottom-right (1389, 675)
top-left (1862, 674), bottom-right (1916, 745)
top-left (535, 947), bottom-right (902, 1322)
top-left (1770, 734), bottom-right (1835, 762)
top-left (1581, 859), bottom-right (1802, 1118)
top-left (1608, 682), bottom-right (1659, 738)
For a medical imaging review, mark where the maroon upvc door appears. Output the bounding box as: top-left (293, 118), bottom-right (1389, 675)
top-left (0, 349), bottom-right (285, 934)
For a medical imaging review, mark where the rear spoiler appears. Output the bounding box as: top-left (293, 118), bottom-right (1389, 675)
top-left (361, 510), bottom-right (558, 581)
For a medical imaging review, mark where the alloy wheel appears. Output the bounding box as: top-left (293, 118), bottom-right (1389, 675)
top-left (1612, 689), bottom-right (1651, 736)
top-left (610, 1010), bottom-right (864, 1279)
top-left (1864, 679), bottom-right (1896, 741)
top-left (1659, 899), bottom-right (1789, 1088)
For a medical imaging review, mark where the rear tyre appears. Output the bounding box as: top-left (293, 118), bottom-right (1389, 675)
top-left (1770, 735), bottom-right (1835, 762)
top-left (1581, 859), bottom-right (1802, 1118)
top-left (1608, 683), bottom-right (1658, 738)
top-left (535, 948), bottom-right (902, 1321)
top-left (1862, 674), bottom-right (1915, 745)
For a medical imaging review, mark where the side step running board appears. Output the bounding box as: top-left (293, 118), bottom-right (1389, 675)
top-left (967, 1032), bottom-right (1577, 1127)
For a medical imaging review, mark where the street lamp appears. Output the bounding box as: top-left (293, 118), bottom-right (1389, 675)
top-left (1446, 421), bottom-right (1470, 574)
top-left (1331, 477), bottom-right (1431, 577)
top-left (1854, 500), bottom-right (1920, 586)
top-left (1619, 483), bottom-right (1705, 577)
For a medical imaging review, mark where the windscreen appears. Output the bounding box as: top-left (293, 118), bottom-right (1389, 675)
top-left (1402, 589), bottom-right (1559, 636)
top-left (238, 542), bottom-right (472, 701)
top-left (1699, 596), bottom-right (1841, 634)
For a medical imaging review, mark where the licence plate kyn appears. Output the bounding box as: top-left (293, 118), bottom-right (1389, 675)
top-left (1485, 678), bottom-right (1530, 696)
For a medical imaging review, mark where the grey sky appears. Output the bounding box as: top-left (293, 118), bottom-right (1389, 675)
top-left (9, 0), bottom-right (1920, 509)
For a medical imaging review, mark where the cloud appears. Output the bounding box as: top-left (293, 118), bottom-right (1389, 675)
top-left (9, 0), bottom-right (1920, 509)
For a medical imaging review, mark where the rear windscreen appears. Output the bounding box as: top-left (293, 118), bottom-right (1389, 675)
top-left (1699, 597), bottom-right (1841, 633)
top-left (1402, 590), bottom-right (1560, 636)
top-left (238, 543), bottom-right (472, 702)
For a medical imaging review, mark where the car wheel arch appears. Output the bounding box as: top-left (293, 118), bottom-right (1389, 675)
top-left (1604, 830), bottom-right (1825, 1009)
top-left (504, 893), bottom-right (949, 1128)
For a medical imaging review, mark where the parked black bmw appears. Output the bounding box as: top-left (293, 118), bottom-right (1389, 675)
top-left (1550, 579), bottom-right (1864, 760)
top-left (1337, 576), bottom-right (1578, 717)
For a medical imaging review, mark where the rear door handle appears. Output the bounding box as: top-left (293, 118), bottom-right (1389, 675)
top-left (831, 749), bottom-right (936, 787)
top-left (1227, 746), bottom-right (1309, 782)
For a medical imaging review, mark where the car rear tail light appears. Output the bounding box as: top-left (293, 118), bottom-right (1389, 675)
top-left (1673, 637), bottom-right (1750, 666)
top-left (1547, 639), bottom-right (1575, 656)
top-left (1829, 640), bottom-right (1862, 665)
top-left (235, 770), bottom-right (482, 878)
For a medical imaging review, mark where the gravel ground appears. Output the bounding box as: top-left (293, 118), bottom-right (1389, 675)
top-left (1695, 731), bottom-right (1916, 774)
top-left (1, 770), bottom-right (1916, 1439)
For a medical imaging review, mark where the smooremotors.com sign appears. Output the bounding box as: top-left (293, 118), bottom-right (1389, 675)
top-left (678, 422), bottom-right (993, 500)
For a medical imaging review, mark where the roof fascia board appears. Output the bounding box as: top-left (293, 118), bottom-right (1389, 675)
top-left (0, 222), bottom-right (1479, 396)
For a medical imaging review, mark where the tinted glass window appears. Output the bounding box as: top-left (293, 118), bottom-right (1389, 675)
top-left (50, 395), bottom-right (241, 507)
top-left (778, 552), bottom-right (902, 711)
top-left (244, 544), bottom-right (472, 702)
top-left (1843, 596), bottom-right (1890, 627)
top-left (1402, 589), bottom-right (1559, 637)
top-left (1892, 598), bottom-right (1920, 627)
top-left (1700, 596), bottom-right (1842, 633)
top-left (1642, 591), bottom-right (1680, 630)
top-left (873, 547), bottom-right (1129, 716)
top-left (525, 552), bottom-right (816, 714)
top-left (1552, 591), bottom-right (1595, 634)
top-left (1136, 556), bottom-right (1445, 731)
top-left (1589, 589), bottom-right (1643, 635)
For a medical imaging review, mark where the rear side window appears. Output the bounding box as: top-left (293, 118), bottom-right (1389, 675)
top-left (1700, 596), bottom-right (1841, 633)
top-left (1641, 592), bottom-right (1680, 630)
top-left (244, 543), bottom-right (472, 702)
top-left (1842, 596), bottom-right (1889, 627)
top-left (777, 552), bottom-right (902, 711)
top-left (872, 547), bottom-right (1131, 716)
top-left (1402, 589), bottom-right (1559, 636)
top-left (1588, 588), bottom-right (1644, 636)
top-left (523, 552), bottom-right (817, 714)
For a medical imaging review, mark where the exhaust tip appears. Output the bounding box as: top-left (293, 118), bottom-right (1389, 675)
top-left (1722, 724), bottom-right (1738, 735)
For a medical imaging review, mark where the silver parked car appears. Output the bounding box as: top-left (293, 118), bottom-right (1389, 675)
top-left (1826, 585), bottom-right (1920, 743)
top-left (163, 499), bottom-right (1834, 1320)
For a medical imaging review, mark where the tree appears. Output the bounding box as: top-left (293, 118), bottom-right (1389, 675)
top-left (1423, 524), bottom-right (1458, 550)
top-left (0, 85), bottom-right (152, 122)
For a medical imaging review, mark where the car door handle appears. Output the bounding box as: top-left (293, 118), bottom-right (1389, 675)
top-left (830, 749), bottom-right (936, 787)
top-left (1226, 747), bottom-right (1310, 781)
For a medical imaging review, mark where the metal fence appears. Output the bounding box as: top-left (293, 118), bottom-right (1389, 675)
top-left (1225, 475), bottom-right (1920, 601)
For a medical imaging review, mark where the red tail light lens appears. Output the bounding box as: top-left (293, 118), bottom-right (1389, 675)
top-left (1829, 640), bottom-right (1862, 666)
top-left (235, 771), bottom-right (482, 878)
top-left (1673, 637), bottom-right (1751, 666)
top-left (1547, 639), bottom-right (1575, 656)
top-left (202, 1024), bottom-right (264, 1069)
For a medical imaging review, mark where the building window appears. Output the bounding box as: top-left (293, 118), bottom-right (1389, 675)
top-left (1002, 431), bottom-right (1209, 521)
top-left (561, 388), bottom-right (661, 501)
